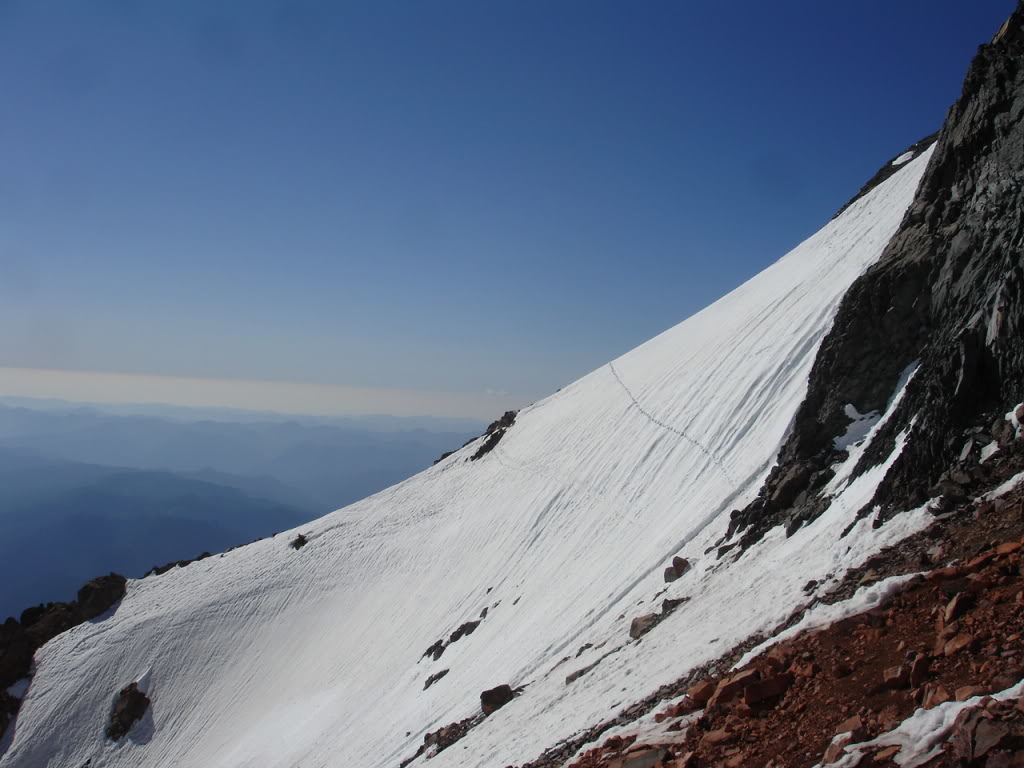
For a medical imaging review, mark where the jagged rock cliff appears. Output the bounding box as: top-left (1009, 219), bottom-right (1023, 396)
top-left (730, 1), bottom-right (1024, 548)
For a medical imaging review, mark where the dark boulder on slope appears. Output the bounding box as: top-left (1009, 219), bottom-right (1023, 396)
top-left (730, 2), bottom-right (1024, 547)
top-left (106, 682), bottom-right (150, 740)
top-left (480, 684), bottom-right (514, 715)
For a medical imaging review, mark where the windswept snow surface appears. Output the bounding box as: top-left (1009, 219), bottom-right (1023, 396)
top-left (0, 149), bottom-right (934, 768)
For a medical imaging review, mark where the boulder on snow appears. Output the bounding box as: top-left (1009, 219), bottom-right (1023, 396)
top-left (480, 684), bottom-right (514, 715)
top-left (629, 613), bottom-right (659, 640)
top-left (77, 573), bottom-right (127, 620)
top-left (106, 682), bottom-right (150, 740)
top-left (663, 556), bottom-right (692, 583)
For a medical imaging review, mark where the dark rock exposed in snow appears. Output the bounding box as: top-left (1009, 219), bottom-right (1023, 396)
top-left (421, 618), bottom-right (484, 662)
top-left (423, 668), bottom-right (449, 690)
top-left (470, 411), bottom-right (517, 461)
top-left (106, 682), bottom-right (150, 740)
top-left (731, 3), bottom-right (1024, 548)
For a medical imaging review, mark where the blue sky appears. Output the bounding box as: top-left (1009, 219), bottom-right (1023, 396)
top-left (0, 1), bottom-right (1015, 416)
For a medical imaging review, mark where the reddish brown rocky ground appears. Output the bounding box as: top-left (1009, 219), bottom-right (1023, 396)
top-left (563, 486), bottom-right (1024, 768)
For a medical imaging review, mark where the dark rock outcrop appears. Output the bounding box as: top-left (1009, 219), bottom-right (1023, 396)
top-left (448, 620), bottom-right (480, 643)
top-left (730, 2), bottom-right (1024, 548)
top-left (106, 682), bottom-right (150, 740)
top-left (470, 411), bottom-right (517, 461)
top-left (0, 618), bottom-right (31, 691)
top-left (1, 572), bottom-right (128, 740)
top-left (0, 690), bottom-right (19, 739)
top-left (77, 573), bottom-right (127, 621)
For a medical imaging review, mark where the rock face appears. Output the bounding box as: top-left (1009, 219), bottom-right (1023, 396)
top-left (730, 2), bottom-right (1024, 547)
top-left (106, 682), bottom-right (150, 740)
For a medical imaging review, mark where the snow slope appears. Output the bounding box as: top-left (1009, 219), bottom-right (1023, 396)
top-left (0, 148), bottom-right (934, 768)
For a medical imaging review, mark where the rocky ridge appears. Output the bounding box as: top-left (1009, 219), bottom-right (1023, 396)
top-left (728, 1), bottom-right (1024, 550)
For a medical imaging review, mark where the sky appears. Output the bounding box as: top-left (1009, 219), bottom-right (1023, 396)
top-left (0, 0), bottom-right (1016, 418)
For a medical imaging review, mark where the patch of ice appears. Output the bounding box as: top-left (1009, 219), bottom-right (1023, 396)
top-left (824, 362), bottom-right (918, 497)
top-left (890, 151), bottom-right (915, 167)
top-left (834, 405), bottom-right (881, 451)
top-left (736, 571), bottom-right (921, 668)
top-left (564, 693), bottom-right (697, 763)
top-left (5, 679), bottom-right (29, 699)
top-left (819, 678), bottom-right (1024, 768)
top-left (977, 470), bottom-right (1024, 503)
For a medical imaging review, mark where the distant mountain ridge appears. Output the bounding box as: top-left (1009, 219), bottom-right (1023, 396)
top-left (0, 451), bottom-right (308, 618)
top-left (0, 403), bottom-right (478, 618)
top-left (0, 401), bottom-right (477, 512)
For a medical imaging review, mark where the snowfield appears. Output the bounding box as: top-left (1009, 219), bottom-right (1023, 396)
top-left (0, 148), bottom-right (935, 768)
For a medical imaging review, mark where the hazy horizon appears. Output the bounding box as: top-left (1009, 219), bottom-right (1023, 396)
top-left (0, 366), bottom-right (523, 422)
